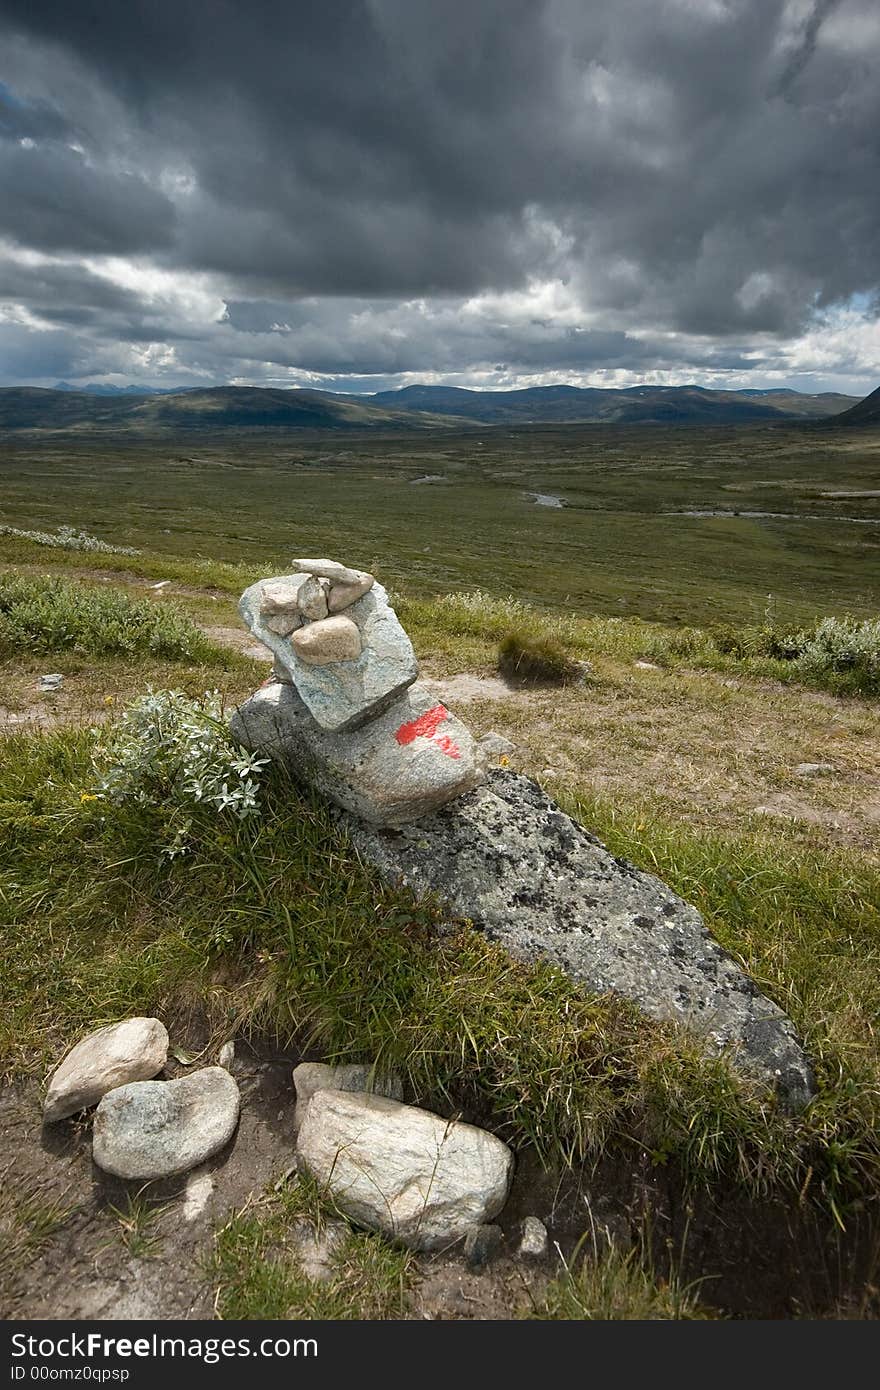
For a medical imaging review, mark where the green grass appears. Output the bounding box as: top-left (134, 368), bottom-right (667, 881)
top-left (0, 572), bottom-right (229, 663)
top-left (528, 1232), bottom-right (713, 1320)
top-left (1, 718), bottom-right (879, 1220)
top-left (0, 1173), bottom-right (76, 1312)
top-left (102, 1189), bottom-right (168, 1258)
top-left (209, 1179), bottom-right (413, 1320)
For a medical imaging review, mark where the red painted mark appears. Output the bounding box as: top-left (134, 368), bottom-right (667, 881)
top-left (395, 703), bottom-right (461, 759)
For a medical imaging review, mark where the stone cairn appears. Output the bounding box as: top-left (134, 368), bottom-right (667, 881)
top-left (232, 559), bottom-right (816, 1114)
top-left (231, 558), bottom-right (484, 826)
top-left (36, 561), bottom-right (815, 1258)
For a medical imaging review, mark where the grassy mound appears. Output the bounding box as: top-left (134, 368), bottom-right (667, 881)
top-left (498, 629), bottom-right (582, 685)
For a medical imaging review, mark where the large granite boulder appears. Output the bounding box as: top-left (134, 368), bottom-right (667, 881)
top-left (231, 679), bottom-right (483, 827)
top-left (296, 1090), bottom-right (514, 1250)
top-left (344, 770), bottom-right (816, 1113)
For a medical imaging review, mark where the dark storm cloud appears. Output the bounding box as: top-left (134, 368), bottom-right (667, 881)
top-left (0, 0), bottom-right (878, 387)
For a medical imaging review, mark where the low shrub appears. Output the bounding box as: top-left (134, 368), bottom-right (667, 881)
top-left (0, 523), bottom-right (140, 556)
top-left (0, 573), bottom-right (217, 661)
top-left (498, 628), bottom-right (582, 685)
top-left (787, 615), bottom-right (880, 697)
top-left (94, 688), bottom-right (268, 857)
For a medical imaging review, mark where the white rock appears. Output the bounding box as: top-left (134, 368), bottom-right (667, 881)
top-left (217, 1041), bottom-right (235, 1069)
top-left (260, 577), bottom-right (306, 616)
top-left (328, 574), bottom-right (375, 612)
top-left (292, 1061), bottom-right (403, 1131)
top-left (43, 1018), bottom-right (169, 1123)
top-left (634, 660), bottom-right (661, 671)
top-left (182, 1171), bottom-right (215, 1222)
top-left (231, 680), bottom-right (483, 827)
top-left (518, 1215), bottom-right (549, 1258)
top-left (293, 558), bottom-right (367, 585)
top-left (92, 1067), bottom-right (240, 1179)
top-left (794, 762), bottom-right (837, 777)
top-left (290, 1216), bottom-right (349, 1282)
top-left (291, 615), bottom-right (362, 665)
top-left (39, 674), bottom-right (63, 691)
top-left (296, 1090), bottom-right (513, 1251)
top-left (297, 575), bottom-right (330, 621)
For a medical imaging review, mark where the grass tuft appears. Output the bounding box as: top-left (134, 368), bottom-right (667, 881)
top-left (528, 1232), bottom-right (713, 1320)
top-left (498, 629), bottom-right (582, 685)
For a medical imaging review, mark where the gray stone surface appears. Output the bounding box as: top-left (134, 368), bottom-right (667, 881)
top-left (296, 574), bottom-right (329, 621)
top-left (231, 679), bottom-right (483, 827)
top-left (292, 1061), bottom-right (404, 1131)
top-left (92, 1067), bottom-right (241, 1179)
top-left (794, 762), bottom-right (837, 777)
top-left (44, 1018), bottom-right (169, 1123)
top-left (344, 770), bottom-right (815, 1112)
top-left (293, 558), bottom-right (369, 585)
top-left (464, 1223), bottom-right (504, 1269)
top-left (518, 1216), bottom-right (549, 1259)
top-left (477, 731), bottom-right (518, 759)
top-left (296, 1090), bottom-right (514, 1251)
top-left (239, 577), bottom-right (418, 732)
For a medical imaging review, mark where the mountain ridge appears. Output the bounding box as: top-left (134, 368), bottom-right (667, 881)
top-left (0, 383), bottom-right (864, 434)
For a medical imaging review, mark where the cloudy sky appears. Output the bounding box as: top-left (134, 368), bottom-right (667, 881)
top-left (0, 0), bottom-right (878, 396)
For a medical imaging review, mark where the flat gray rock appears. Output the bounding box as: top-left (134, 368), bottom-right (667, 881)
top-left (296, 1090), bottom-right (514, 1250)
top-left (231, 679), bottom-right (483, 827)
top-left (344, 770), bottom-right (815, 1112)
top-left (44, 1018), bottom-right (169, 1123)
top-left (239, 577), bottom-right (418, 732)
top-left (92, 1067), bottom-right (241, 1179)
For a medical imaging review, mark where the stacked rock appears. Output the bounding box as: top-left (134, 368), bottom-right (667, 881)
top-left (232, 559), bottom-right (483, 827)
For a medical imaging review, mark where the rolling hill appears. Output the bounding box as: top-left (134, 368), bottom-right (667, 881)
top-left (830, 385), bottom-right (880, 426)
top-left (365, 383), bottom-right (858, 425)
top-left (0, 386), bottom-right (459, 434)
top-left (0, 383), bottom-right (860, 434)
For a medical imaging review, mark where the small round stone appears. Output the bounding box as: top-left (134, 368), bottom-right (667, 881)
top-left (291, 615), bottom-right (362, 665)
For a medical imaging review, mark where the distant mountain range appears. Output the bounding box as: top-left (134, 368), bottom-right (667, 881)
top-left (361, 383), bottom-right (858, 425)
top-left (0, 382), bottom-right (869, 434)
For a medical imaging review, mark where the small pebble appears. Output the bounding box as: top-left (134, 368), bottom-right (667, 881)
top-left (518, 1216), bottom-right (549, 1259)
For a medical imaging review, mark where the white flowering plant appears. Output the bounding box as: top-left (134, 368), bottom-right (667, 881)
top-left (0, 523), bottom-right (140, 556)
top-left (94, 688), bottom-right (269, 856)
